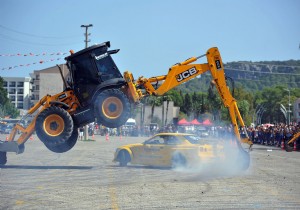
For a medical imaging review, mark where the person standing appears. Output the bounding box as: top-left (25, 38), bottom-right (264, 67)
top-left (79, 127), bottom-right (84, 140)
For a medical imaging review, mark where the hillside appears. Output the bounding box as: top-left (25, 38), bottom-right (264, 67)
top-left (175, 60), bottom-right (300, 93)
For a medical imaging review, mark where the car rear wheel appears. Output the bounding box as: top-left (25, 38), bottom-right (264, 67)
top-left (0, 151), bottom-right (7, 166)
top-left (171, 153), bottom-right (186, 168)
top-left (118, 150), bottom-right (131, 167)
top-left (44, 126), bottom-right (78, 153)
top-left (94, 89), bottom-right (130, 128)
top-left (36, 106), bottom-right (73, 145)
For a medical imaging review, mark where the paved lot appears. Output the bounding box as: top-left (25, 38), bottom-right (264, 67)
top-left (0, 134), bottom-right (300, 209)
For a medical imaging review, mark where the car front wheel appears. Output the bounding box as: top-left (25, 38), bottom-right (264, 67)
top-left (118, 150), bottom-right (131, 167)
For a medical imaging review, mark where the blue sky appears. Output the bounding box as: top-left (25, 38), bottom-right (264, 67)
top-left (0, 0), bottom-right (299, 78)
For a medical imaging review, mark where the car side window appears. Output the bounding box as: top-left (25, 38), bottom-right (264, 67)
top-left (144, 137), bottom-right (164, 145)
top-left (164, 136), bottom-right (180, 145)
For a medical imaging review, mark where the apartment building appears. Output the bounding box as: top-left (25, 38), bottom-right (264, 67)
top-left (3, 77), bottom-right (31, 114)
top-left (29, 64), bottom-right (68, 106)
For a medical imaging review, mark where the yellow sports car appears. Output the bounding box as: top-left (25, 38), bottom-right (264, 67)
top-left (113, 133), bottom-right (250, 169)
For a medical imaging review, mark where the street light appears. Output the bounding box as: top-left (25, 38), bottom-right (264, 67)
top-left (284, 88), bottom-right (291, 125)
top-left (81, 24), bottom-right (93, 48)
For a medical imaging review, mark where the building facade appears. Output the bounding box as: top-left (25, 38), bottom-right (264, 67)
top-left (29, 64), bottom-right (68, 107)
top-left (135, 101), bottom-right (180, 127)
top-left (3, 77), bottom-right (31, 115)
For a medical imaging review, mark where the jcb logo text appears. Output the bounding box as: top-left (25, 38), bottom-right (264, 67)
top-left (176, 67), bottom-right (198, 82)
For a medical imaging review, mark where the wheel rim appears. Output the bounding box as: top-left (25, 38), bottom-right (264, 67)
top-left (43, 114), bottom-right (65, 136)
top-left (102, 97), bottom-right (123, 119)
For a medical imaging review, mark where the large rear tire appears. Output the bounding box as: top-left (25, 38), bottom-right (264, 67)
top-left (94, 89), bottom-right (130, 128)
top-left (44, 127), bottom-right (78, 153)
top-left (36, 106), bottom-right (73, 145)
top-left (0, 151), bottom-right (7, 166)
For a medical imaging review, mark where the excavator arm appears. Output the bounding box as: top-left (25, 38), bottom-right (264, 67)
top-left (124, 47), bottom-right (253, 147)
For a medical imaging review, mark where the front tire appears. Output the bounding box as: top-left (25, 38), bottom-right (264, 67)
top-left (0, 152), bottom-right (7, 166)
top-left (36, 106), bottom-right (73, 145)
top-left (94, 89), bottom-right (130, 128)
top-left (44, 127), bottom-right (79, 153)
top-left (118, 150), bottom-right (131, 167)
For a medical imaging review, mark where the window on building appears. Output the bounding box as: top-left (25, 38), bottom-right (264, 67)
top-left (298, 103), bottom-right (300, 109)
top-left (17, 104), bottom-right (23, 109)
top-left (35, 95), bottom-right (39, 100)
top-left (17, 89), bottom-right (24, 94)
top-left (36, 85), bottom-right (39, 91)
top-left (36, 75), bottom-right (40, 80)
top-left (18, 96), bottom-right (23, 101)
top-left (17, 82), bottom-right (24, 87)
top-left (9, 82), bottom-right (16, 87)
top-left (10, 96), bottom-right (16, 101)
top-left (9, 89), bottom-right (16, 94)
top-left (3, 81), bottom-right (7, 87)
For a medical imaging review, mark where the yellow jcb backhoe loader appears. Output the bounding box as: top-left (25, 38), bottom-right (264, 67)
top-left (0, 41), bottom-right (252, 165)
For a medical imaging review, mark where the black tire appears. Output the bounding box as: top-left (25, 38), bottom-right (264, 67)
top-left (285, 140), bottom-right (294, 152)
top-left (0, 151), bottom-right (7, 166)
top-left (36, 106), bottom-right (73, 145)
top-left (118, 150), bottom-right (131, 167)
top-left (171, 153), bottom-right (186, 168)
top-left (44, 127), bottom-right (79, 153)
top-left (94, 89), bottom-right (130, 128)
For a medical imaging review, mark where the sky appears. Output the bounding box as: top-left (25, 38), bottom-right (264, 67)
top-left (0, 0), bottom-right (299, 78)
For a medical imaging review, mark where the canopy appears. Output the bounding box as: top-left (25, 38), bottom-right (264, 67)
top-left (177, 118), bottom-right (190, 126)
top-left (190, 119), bottom-right (202, 125)
top-left (202, 119), bottom-right (213, 126)
top-left (262, 123), bottom-right (274, 128)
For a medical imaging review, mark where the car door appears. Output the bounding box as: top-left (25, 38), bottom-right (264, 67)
top-left (141, 136), bottom-right (166, 166)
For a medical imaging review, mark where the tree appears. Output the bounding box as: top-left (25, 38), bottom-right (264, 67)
top-left (0, 77), bottom-right (19, 118)
top-left (181, 93), bottom-right (193, 118)
top-left (146, 96), bottom-right (162, 123)
top-left (162, 93), bottom-right (173, 126)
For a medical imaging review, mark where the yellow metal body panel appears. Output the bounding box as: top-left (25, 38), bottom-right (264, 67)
top-left (287, 131), bottom-right (300, 144)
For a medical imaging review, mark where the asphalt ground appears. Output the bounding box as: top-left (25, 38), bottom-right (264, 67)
top-left (0, 134), bottom-right (300, 210)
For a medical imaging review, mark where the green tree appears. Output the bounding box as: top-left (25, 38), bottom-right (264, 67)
top-left (0, 77), bottom-right (19, 118)
top-left (146, 96), bottom-right (162, 123)
top-left (181, 93), bottom-right (193, 118)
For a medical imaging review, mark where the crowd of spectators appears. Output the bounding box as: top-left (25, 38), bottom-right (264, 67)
top-left (246, 123), bottom-right (300, 147)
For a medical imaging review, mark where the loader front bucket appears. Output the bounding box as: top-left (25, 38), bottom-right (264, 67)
top-left (0, 140), bottom-right (24, 154)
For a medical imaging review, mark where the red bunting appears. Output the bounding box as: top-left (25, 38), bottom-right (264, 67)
top-left (1, 57), bottom-right (65, 70)
top-left (0, 52), bottom-right (67, 57)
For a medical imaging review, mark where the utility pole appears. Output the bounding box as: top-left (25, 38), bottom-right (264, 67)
top-left (81, 24), bottom-right (93, 48)
top-left (80, 24), bottom-right (93, 140)
top-left (285, 88), bottom-right (291, 125)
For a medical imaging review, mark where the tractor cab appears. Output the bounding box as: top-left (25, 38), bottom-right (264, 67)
top-left (65, 41), bottom-right (125, 105)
